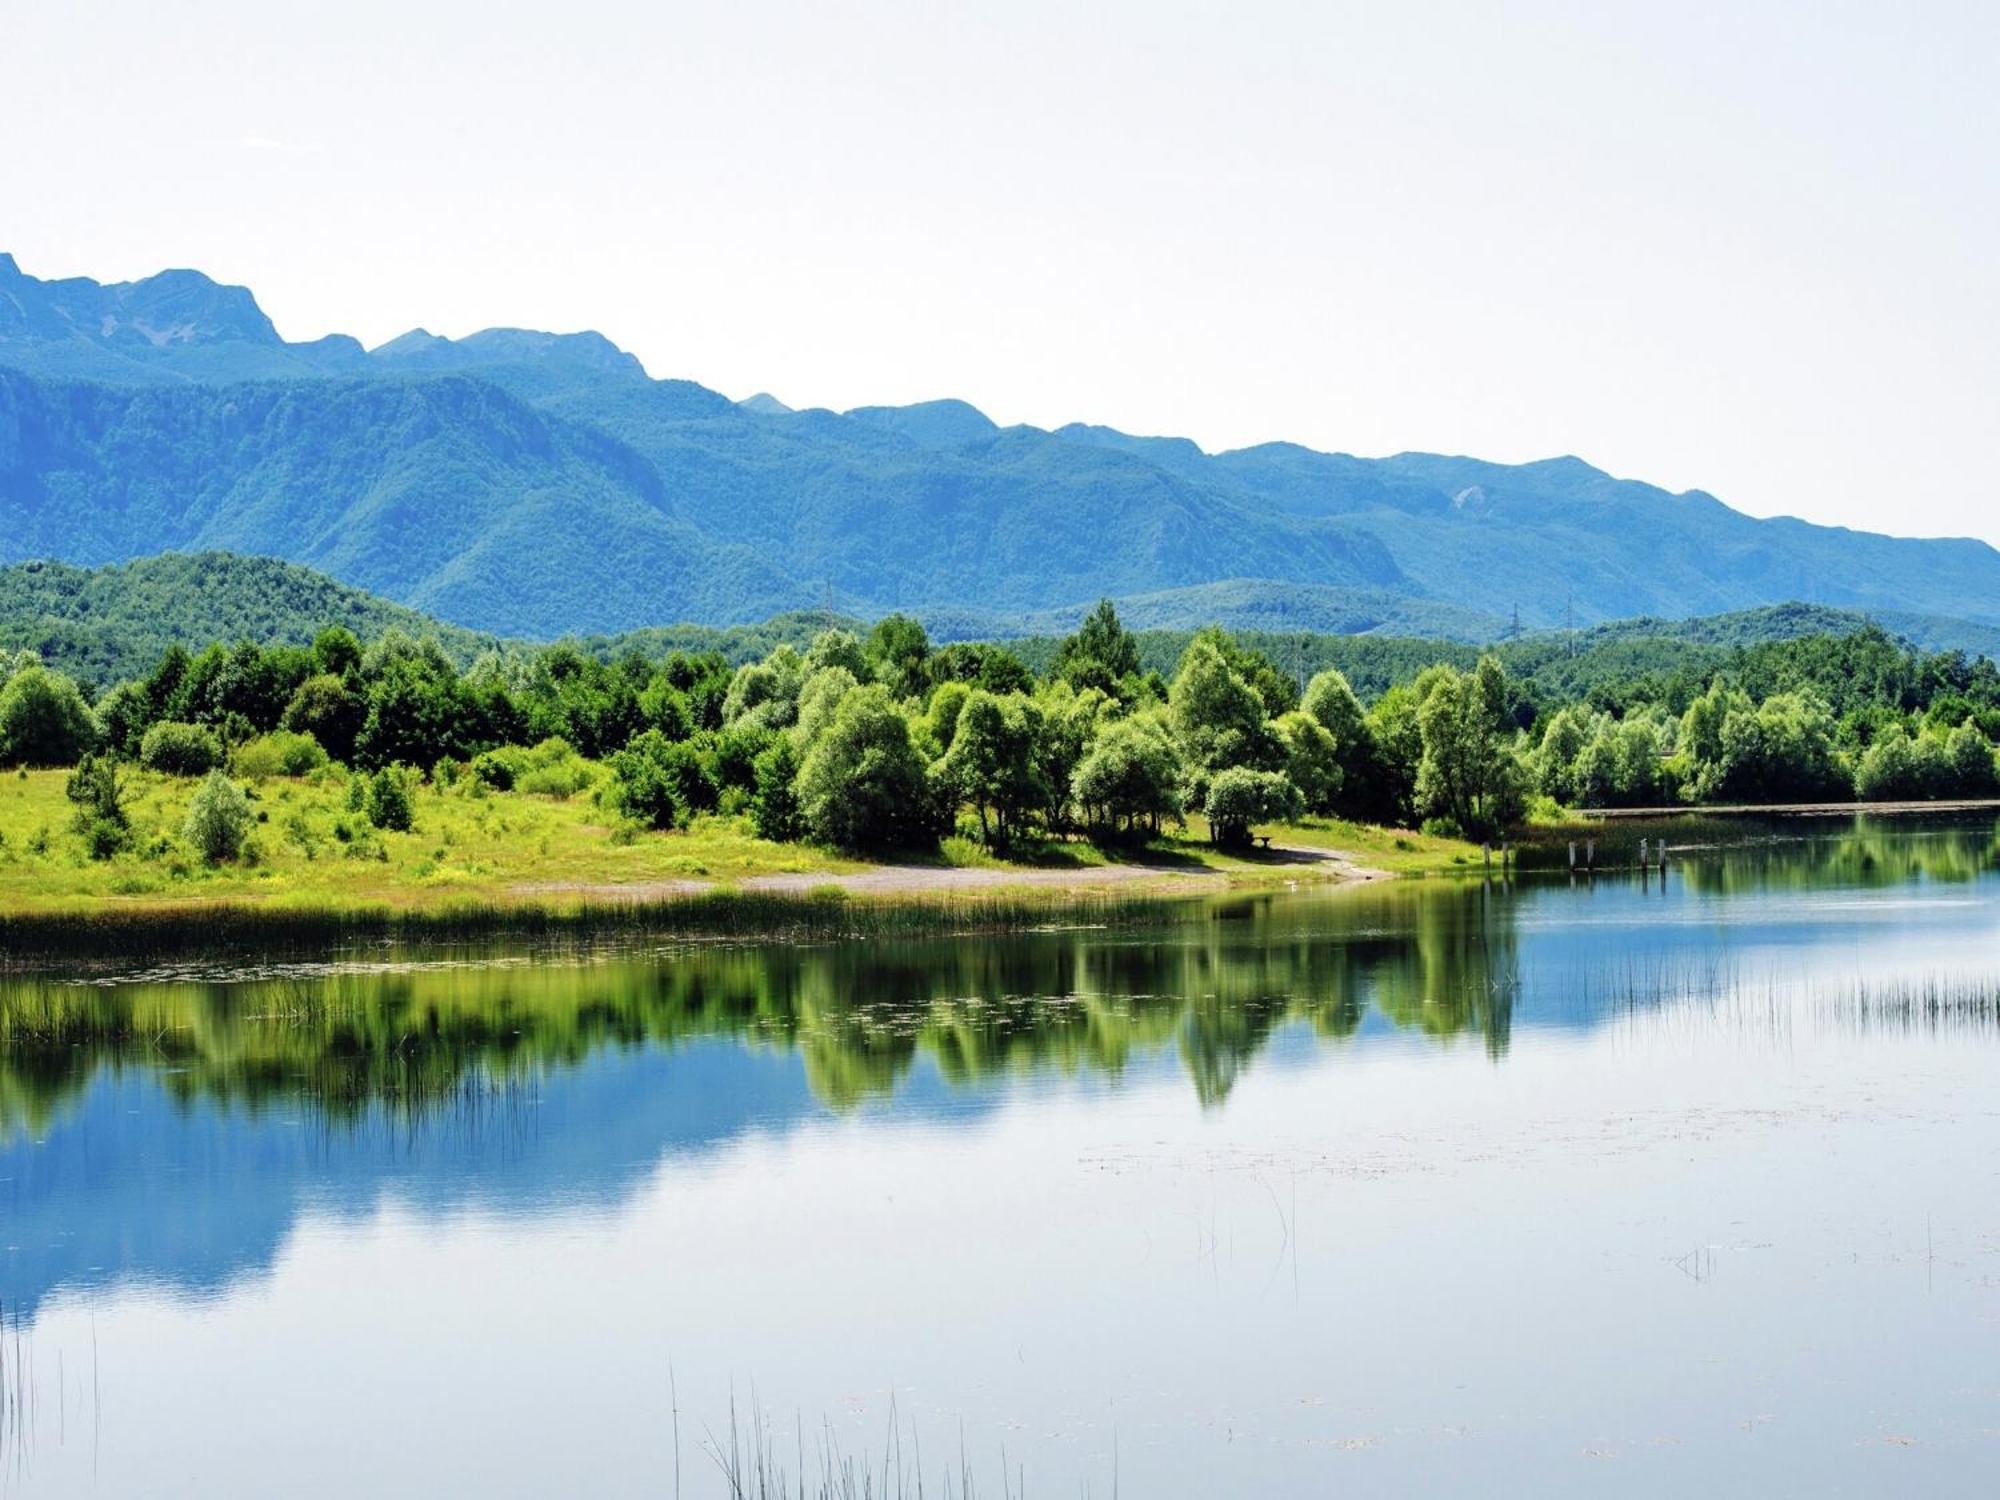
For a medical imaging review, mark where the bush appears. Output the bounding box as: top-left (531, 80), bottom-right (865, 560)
top-left (470, 750), bottom-right (516, 792)
top-left (0, 666), bottom-right (97, 767)
top-left (280, 673), bottom-right (364, 763)
top-left (472, 738), bottom-right (598, 799)
top-left (141, 721), bottom-right (225, 776)
top-left (66, 753), bottom-right (130, 860)
top-left (183, 771), bottom-right (252, 864)
top-left (365, 768), bottom-right (415, 832)
top-left (232, 730), bottom-right (329, 779)
top-left (609, 730), bottom-right (718, 830)
top-left (80, 816), bottom-right (131, 860)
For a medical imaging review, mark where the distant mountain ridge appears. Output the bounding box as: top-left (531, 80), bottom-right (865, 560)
top-left (4, 252), bottom-right (1998, 639)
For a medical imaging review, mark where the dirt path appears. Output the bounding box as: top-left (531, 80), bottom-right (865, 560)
top-left (514, 841), bottom-right (1381, 903)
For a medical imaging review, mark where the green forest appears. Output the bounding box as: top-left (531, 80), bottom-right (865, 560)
top-left (4, 593), bottom-right (2000, 890)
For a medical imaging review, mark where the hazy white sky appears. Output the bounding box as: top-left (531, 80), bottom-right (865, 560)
top-left (4, 1), bottom-right (1995, 539)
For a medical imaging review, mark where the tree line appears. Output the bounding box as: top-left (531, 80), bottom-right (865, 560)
top-left (4, 603), bottom-right (1999, 861)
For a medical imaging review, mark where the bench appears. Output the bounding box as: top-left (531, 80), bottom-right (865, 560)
top-left (1255, 834), bottom-right (1273, 851)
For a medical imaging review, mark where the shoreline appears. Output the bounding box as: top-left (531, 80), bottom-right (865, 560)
top-left (1572, 796), bottom-right (2000, 820)
top-left (0, 842), bottom-right (1392, 965)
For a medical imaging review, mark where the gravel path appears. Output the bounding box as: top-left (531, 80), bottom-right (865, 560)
top-left (513, 842), bottom-right (1379, 903)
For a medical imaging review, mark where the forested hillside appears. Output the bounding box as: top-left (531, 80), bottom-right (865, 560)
top-left (0, 555), bottom-right (495, 685)
top-left (9, 553), bottom-right (1998, 739)
top-left (7, 253), bottom-right (2000, 638)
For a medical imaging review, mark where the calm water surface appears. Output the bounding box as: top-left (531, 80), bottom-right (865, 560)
top-left (3, 815), bottom-right (1999, 1496)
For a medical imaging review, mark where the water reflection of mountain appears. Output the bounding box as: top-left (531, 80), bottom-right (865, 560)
top-left (5, 824), bottom-right (1999, 1324)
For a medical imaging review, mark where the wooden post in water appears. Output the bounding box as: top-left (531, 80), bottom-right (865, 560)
top-left (1586, 839), bottom-right (1596, 870)
top-left (1568, 841), bottom-right (1577, 871)
top-left (1640, 836), bottom-right (1649, 868)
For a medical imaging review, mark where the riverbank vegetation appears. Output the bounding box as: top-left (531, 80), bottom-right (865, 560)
top-left (1, 601), bottom-right (1997, 921)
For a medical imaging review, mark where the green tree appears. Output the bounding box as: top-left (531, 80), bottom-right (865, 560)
top-left (1204, 768), bottom-right (1303, 847)
top-left (1854, 726), bottom-right (1946, 801)
top-left (805, 629), bottom-right (872, 681)
top-left (1054, 599), bottom-right (1141, 694)
top-left (1071, 716), bottom-right (1184, 836)
top-left (609, 730), bottom-right (718, 830)
top-left (1274, 711), bottom-right (1342, 814)
top-left (1413, 658), bottom-right (1525, 837)
top-left (866, 614), bottom-right (931, 699)
top-left (938, 691), bottom-right (1046, 844)
top-left (796, 686), bottom-right (936, 850)
top-left (312, 625), bottom-right (364, 679)
top-left (1531, 703), bottom-right (1595, 802)
top-left (723, 646), bottom-right (807, 733)
top-left (1690, 690), bottom-right (1848, 804)
top-left (0, 665), bottom-right (96, 767)
top-left (1191, 626), bottom-right (1299, 716)
top-left (281, 674), bottom-right (366, 763)
top-left (94, 680), bottom-right (154, 757)
top-left (924, 680), bottom-right (973, 751)
top-left (749, 735), bottom-right (805, 842)
top-left (1168, 638), bottom-right (1282, 795)
top-left (1570, 715), bottom-right (1667, 808)
top-left (1945, 721), bottom-right (1999, 796)
top-left (1032, 681), bottom-right (1108, 834)
top-left (794, 666), bottom-right (859, 748)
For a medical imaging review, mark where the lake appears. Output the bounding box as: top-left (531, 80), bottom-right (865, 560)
top-left (3, 814), bottom-right (1998, 1496)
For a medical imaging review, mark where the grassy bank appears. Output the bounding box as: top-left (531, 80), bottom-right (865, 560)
top-left (0, 766), bottom-right (1484, 954)
top-left (0, 764), bottom-right (858, 914)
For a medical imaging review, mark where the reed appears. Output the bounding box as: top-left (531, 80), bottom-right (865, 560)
top-left (707, 1391), bottom-right (990, 1500)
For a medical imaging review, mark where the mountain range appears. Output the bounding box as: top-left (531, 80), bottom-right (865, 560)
top-left (5, 251), bottom-right (1998, 641)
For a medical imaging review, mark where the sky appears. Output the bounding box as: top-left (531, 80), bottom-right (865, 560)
top-left (3, 0), bottom-right (1995, 541)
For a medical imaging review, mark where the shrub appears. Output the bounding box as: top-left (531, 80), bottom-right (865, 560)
top-left (470, 750), bottom-right (516, 791)
top-left (280, 673), bottom-right (364, 763)
top-left (183, 771), bottom-right (252, 864)
top-left (233, 730), bottom-right (329, 779)
top-left (66, 753), bottom-right (130, 858)
top-left (365, 768), bottom-right (414, 832)
top-left (141, 721), bottom-right (225, 776)
top-left (0, 666), bottom-right (97, 767)
top-left (610, 730), bottom-right (718, 830)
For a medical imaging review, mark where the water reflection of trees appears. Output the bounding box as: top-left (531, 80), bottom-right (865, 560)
top-left (0, 884), bottom-right (1523, 1133)
top-left (1673, 814), bottom-right (2000, 894)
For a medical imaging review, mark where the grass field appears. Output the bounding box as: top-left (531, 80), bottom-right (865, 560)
top-left (0, 764), bottom-right (1483, 924)
top-left (0, 764), bottom-right (861, 914)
